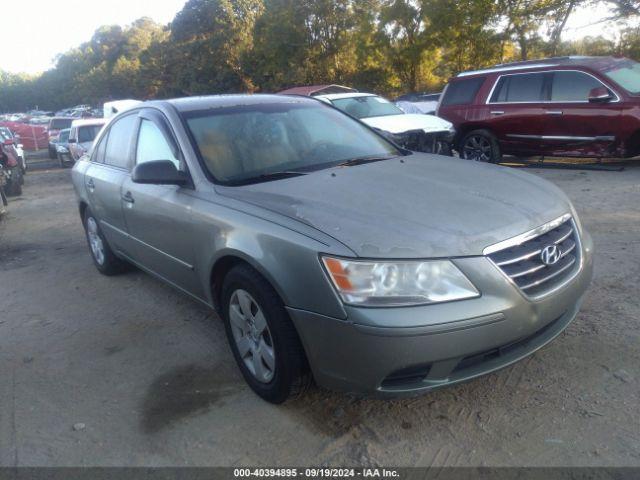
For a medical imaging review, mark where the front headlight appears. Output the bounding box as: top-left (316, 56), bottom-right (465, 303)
top-left (56, 145), bottom-right (69, 153)
top-left (321, 256), bottom-right (479, 307)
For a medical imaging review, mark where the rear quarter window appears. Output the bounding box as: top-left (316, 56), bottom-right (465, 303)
top-left (441, 77), bottom-right (486, 106)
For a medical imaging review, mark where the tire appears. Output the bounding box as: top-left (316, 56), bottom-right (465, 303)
top-left (48, 146), bottom-right (57, 160)
top-left (221, 264), bottom-right (312, 403)
top-left (5, 168), bottom-right (22, 196)
top-left (58, 153), bottom-right (65, 168)
top-left (19, 157), bottom-right (26, 175)
top-left (83, 208), bottom-right (129, 275)
top-left (459, 129), bottom-right (501, 163)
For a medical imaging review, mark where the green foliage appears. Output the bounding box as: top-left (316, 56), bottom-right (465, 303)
top-left (0, 0), bottom-right (638, 112)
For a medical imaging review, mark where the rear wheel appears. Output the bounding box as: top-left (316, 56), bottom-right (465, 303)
top-left (459, 129), bottom-right (501, 163)
top-left (221, 264), bottom-right (312, 403)
top-left (48, 146), bottom-right (57, 159)
top-left (83, 209), bottom-right (129, 275)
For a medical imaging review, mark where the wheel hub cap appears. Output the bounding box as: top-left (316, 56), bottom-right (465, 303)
top-left (229, 289), bottom-right (275, 383)
top-left (86, 217), bottom-right (105, 265)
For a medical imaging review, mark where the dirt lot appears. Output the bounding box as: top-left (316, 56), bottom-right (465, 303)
top-left (0, 159), bottom-right (639, 467)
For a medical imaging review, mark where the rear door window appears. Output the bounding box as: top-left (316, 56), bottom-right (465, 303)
top-left (490, 72), bottom-right (547, 103)
top-left (551, 71), bottom-right (605, 101)
top-left (92, 134), bottom-right (108, 163)
top-left (441, 77), bottom-right (486, 106)
top-left (103, 115), bottom-right (137, 169)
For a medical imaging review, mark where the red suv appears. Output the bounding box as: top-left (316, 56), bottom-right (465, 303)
top-left (437, 56), bottom-right (640, 162)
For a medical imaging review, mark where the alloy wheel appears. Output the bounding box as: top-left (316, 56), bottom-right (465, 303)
top-left (463, 135), bottom-right (493, 162)
top-left (86, 217), bottom-right (105, 265)
top-left (229, 289), bottom-right (276, 383)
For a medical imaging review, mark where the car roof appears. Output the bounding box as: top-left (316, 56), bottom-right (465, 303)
top-left (277, 84), bottom-right (357, 96)
top-left (456, 56), bottom-right (627, 78)
top-left (315, 92), bottom-right (377, 100)
top-left (71, 118), bottom-right (106, 127)
top-left (165, 94), bottom-right (324, 113)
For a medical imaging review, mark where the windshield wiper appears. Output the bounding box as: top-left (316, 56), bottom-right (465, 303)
top-left (228, 170), bottom-right (309, 185)
top-left (335, 154), bottom-right (397, 167)
top-left (258, 170), bottom-right (309, 180)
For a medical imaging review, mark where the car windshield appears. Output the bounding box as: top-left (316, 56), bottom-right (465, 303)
top-left (602, 59), bottom-right (640, 95)
top-left (184, 102), bottom-right (400, 184)
top-left (50, 118), bottom-right (73, 130)
top-left (58, 129), bottom-right (70, 142)
top-left (78, 125), bottom-right (102, 143)
top-left (330, 95), bottom-right (404, 119)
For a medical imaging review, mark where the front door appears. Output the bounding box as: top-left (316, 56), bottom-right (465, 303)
top-left (540, 70), bottom-right (623, 157)
top-left (121, 114), bottom-right (202, 299)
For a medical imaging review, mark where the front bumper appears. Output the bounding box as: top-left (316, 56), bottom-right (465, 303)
top-left (289, 232), bottom-right (593, 397)
top-left (389, 129), bottom-right (455, 154)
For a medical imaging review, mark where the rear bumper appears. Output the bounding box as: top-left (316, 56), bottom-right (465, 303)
top-left (288, 232), bottom-right (593, 397)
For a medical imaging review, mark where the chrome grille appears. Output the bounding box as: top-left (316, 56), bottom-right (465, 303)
top-left (487, 216), bottom-right (580, 296)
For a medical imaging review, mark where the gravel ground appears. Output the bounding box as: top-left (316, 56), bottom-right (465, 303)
top-left (0, 159), bottom-right (639, 467)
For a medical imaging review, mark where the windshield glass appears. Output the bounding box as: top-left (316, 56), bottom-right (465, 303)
top-left (602, 59), bottom-right (640, 95)
top-left (184, 102), bottom-right (399, 184)
top-left (58, 129), bottom-right (70, 142)
top-left (330, 95), bottom-right (403, 119)
top-left (50, 118), bottom-right (73, 130)
top-left (78, 125), bottom-right (102, 143)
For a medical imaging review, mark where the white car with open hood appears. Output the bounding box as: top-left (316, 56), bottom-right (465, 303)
top-left (315, 92), bottom-right (455, 155)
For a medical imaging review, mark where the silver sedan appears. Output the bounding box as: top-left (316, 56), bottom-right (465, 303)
top-left (72, 95), bottom-right (593, 403)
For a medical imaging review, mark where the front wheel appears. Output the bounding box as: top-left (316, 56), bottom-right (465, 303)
top-left (221, 264), bottom-right (312, 403)
top-left (459, 129), bottom-right (501, 163)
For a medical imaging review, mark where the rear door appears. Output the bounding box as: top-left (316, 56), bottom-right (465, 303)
top-left (83, 114), bottom-right (137, 256)
top-left (540, 70), bottom-right (623, 157)
top-left (484, 72), bottom-right (547, 156)
top-left (120, 110), bottom-right (202, 298)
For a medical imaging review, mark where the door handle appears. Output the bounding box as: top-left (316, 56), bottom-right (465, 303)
top-left (545, 110), bottom-right (563, 115)
top-left (121, 191), bottom-right (135, 204)
top-left (490, 111), bottom-right (505, 115)
top-left (86, 178), bottom-right (95, 191)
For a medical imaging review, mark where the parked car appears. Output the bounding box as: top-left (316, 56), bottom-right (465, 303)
top-left (47, 117), bottom-right (75, 158)
top-left (395, 92), bottom-right (441, 114)
top-left (68, 118), bottom-right (106, 161)
top-left (438, 55), bottom-right (640, 162)
top-left (315, 92), bottom-right (455, 155)
top-left (0, 127), bottom-right (26, 174)
top-left (55, 128), bottom-right (72, 167)
top-left (0, 138), bottom-right (23, 196)
top-left (72, 94), bottom-right (593, 403)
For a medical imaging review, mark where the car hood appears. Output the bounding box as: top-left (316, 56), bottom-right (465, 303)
top-left (217, 155), bottom-right (572, 258)
top-left (362, 114), bottom-right (453, 134)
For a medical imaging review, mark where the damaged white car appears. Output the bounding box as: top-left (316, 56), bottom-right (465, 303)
top-left (315, 92), bottom-right (455, 155)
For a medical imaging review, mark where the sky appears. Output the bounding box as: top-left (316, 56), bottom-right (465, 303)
top-left (563, 3), bottom-right (634, 42)
top-left (0, 0), bottom-right (634, 75)
top-left (3, 0), bottom-right (187, 74)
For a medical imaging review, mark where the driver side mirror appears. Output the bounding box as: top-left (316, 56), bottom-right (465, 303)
top-left (68, 138), bottom-right (77, 144)
top-left (132, 160), bottom-right (189, 186)
top-left (588, 86), bottom-right (614, 103)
